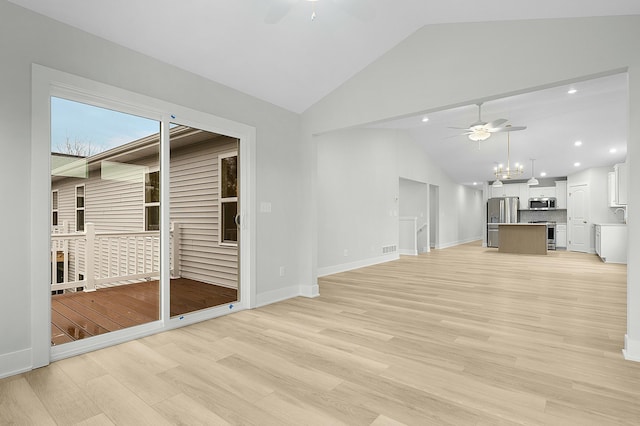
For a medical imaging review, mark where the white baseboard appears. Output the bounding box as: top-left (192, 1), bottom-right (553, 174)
top-left (623, 334), bottom-right (640, 362)
top-left (0, 348), bottom-right (32, 379)
top-left (255, 284), bottom-right (318, 308)
top-left (317, 253), bottom-right (399, 278)
top-left (299, 283), bottom-right (320, 298)
top-left (437, 236), bottom-right (483, 250)
top-left (399, 249), bottom-right (418, 256)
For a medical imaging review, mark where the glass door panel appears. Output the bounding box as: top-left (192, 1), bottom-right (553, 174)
top-left (50, 97), bottom-right (161, 345)
top-left (169, 124), bottom-right (239, 317)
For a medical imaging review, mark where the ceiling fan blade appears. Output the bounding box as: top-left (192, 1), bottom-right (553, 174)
top-left (491, 125), bottom-right (527, 133)
top-left (265, 0), bottom-right (297, 24)
top-left (331, 0), bottom-right (376, 22)
top-left (448, 126), bottom-right (473, 130)
top-left (485, 118), bottom-right (508, 129)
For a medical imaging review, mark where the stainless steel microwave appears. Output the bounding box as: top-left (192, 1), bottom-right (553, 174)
top-left (528, 197), bottom-right (557, 210)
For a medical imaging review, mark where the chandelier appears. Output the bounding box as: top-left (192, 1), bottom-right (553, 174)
top-left (492, 130), bottom-right (524, 188)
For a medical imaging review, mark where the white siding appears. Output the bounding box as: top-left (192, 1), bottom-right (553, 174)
top-left (50, 132), bottom-right (239, 290)
top-left (170, 136), bottom-right (239, 289)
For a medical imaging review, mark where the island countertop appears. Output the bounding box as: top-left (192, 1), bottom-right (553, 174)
top-left (494, 223), bottom-right (546, 226)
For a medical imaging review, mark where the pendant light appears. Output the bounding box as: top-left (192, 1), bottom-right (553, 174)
top-left (492, 130), bottom-right (524, 183)
top-left (527, 159), bottom-right (539, 186)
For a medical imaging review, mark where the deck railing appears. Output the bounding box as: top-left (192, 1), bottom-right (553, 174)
top-left (51, 222), bottom-right (180, 292)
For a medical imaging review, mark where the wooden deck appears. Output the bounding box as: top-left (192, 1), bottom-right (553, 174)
top-left (51, 278), bottom-right (237, 345)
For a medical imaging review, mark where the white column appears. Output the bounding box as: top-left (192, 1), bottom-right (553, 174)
top-left (625, 66), bottom-right (640, 361)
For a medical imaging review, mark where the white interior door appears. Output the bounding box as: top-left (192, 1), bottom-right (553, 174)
top-left (568, 184), bottom-right (590, 253)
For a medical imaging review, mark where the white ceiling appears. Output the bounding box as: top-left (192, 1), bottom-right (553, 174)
top-left (370, 72), bottom-right (629, 186)
top-left (8, 1), bottom-right (637, 185)
top-left (8, 0), bottom-right (640, 113)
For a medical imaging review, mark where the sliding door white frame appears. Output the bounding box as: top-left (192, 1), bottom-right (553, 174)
top-left (31, 64), bottom-right (256, 367)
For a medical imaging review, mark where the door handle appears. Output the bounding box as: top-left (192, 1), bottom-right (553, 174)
top-left (234, 214), bottom-right (241, 227)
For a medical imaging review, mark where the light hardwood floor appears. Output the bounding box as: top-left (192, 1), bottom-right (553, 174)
top-left (2, 241), bottom-right (639, 425)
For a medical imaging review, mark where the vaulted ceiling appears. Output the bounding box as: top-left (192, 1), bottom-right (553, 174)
top-left (9, 0), bottom-right (640, 184)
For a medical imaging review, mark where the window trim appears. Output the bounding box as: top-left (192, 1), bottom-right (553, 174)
top-left (75, 184), bottom-right (85, 232)
top-left (144, 168), bottom-right (160, 231)
top-left (219, 151), bottom-right (238, 247)
top-left (52, 189), bottom-right (59, 227)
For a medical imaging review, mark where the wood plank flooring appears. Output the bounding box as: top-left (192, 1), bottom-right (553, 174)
top-left (5, 241), bottom-right (640, 424)
top-left (51, 278), bottom-right (238, 345)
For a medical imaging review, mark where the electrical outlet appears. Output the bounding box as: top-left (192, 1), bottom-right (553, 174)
top-left (279, 266), bottom-right (285, 276)
top-left (343, 249), bottom-right (348, 257)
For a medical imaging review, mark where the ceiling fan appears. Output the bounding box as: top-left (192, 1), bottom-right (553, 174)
top-left (450, 102), bottom-right (526, 142)
top-left (264, 0), bottom-right (375, 24)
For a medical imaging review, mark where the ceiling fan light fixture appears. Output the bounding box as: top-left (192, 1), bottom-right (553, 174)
top-left (469, 128), bottom-right (491, 141)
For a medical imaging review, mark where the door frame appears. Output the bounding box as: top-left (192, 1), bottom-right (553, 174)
top-left (31, 64), bottom-right (256, 367)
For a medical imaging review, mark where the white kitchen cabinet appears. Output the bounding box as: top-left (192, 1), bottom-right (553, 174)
top-left (614, 163), bottom-right (628, 205)
top-left (556, 224), bottom-right (567, 248)
top-left (608, 172), bottom-right (621, 207)
top-left (595, 224), bottom-right (627, 264)
top-left (490, 183), bottom-right (520, 198)
top-left (555, 181), bottom-right (567, 209)
top-left (528, 186), bottom-right (556, 199)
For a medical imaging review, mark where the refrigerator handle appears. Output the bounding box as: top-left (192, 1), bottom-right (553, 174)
top-left (499, 200), bottom-right (504, 223)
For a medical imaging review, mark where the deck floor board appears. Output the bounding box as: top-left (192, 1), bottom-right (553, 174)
top-left (51, 278), bottom-right (237, 345)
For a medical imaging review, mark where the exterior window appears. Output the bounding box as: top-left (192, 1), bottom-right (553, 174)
top-left (219, 152), bottom-right (238, 245)
top-left (75, 185), bottom-right (85, 231)
top-left (145, 170), bottom-right (160, 231)
top-left (52, 190), bottom-right (59, 226)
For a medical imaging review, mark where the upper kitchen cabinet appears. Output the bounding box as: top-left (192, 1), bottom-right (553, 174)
top-left (528, 186), bottom-right (556, 199)
top-left (608, 172), bottom-right (620, 207)
top-left (611, 162), bottom-right (628, 206)
top-left (555, 181), bottom-right (567, 209)
top-left (490, 182), bottom-right (520, 198)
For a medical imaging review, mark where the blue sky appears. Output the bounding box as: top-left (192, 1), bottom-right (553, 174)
top-left (51, 97), bottom-right (160, 154)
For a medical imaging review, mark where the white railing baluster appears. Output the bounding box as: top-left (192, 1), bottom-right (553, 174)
top-left (51, 227), bottom-right (162, 292)
top-left (84, 223), bottom-right (96, 291)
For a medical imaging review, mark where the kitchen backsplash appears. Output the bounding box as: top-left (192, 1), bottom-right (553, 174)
top-left (520, 209), bottom-right (567, 224)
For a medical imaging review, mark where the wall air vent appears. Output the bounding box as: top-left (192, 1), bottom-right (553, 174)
top-left (382, 245), bottom-right (397, 254)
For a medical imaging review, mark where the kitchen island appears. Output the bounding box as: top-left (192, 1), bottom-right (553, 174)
top-left (498, 223), bottom-right (547, 255)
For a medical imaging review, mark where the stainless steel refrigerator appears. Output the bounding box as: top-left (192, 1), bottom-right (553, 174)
top-left (487, 197), bottom-right (519, 248)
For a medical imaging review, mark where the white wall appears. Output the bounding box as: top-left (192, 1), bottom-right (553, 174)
top-left (317, 128), bottom-right (399, 274)
top-left (0, 0), bottom-right (307, 378)
top-left (399, 178), bottom-right (429, 253)
top-left (302, 16), bottom-right (640, 360)
top-left (396, 131), bottom-right (483, 249)
top-left (317, 128), bottom-right (483, 275)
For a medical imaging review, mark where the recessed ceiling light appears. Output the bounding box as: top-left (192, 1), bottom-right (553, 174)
top-left (574, 162), bottom-right (581, 167)
top-left (568, 88), bottom-right (577, 94)
top-left (540, 172), bottom-right (547, 177)
top-left (574, 140), bottom-right (582, 147)
top-left (421, 117), bottom-right (429, 123)
top-left (610, 148), bottom-right (617, 153)
top-left (473, 182), bottom-right (477, 186)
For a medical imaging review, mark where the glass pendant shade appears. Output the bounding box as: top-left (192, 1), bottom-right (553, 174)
top-left (492, 179), bottom-right (503, 188)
